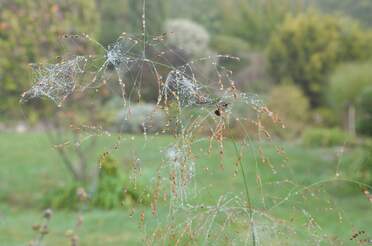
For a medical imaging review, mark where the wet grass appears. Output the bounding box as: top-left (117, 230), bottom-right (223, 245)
top-left (0, 132), bottom-right (370, 245)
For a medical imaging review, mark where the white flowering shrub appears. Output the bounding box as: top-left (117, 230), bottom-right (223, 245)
top-left (165, 19), bottom-right (210, 57)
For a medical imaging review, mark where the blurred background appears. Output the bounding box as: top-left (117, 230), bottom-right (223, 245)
top-left (0, 0), bottom-right (371, 245)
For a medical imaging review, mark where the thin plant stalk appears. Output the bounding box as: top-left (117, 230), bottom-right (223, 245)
top-left (232, 141), bottom-right (257, 246)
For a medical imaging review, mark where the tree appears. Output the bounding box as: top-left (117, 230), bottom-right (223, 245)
top-left (169, 0), bottom-right (222, 34)
top-left (329, 61), bottom-right (372, 134)
top-left (216, 0), bottom-right (312, 49)
top-left (0, 0), bottom-right (99, 117)
top-left (314, 0), bottom-right (372, 27)
top-left (97, 0), bottom-right (170, 46)
top-left (267, 11), bottom-right (372, 107)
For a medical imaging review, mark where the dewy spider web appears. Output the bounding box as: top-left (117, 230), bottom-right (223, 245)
top-left (162, 68), bottom-right (211, 107)
top-left (21, 56), bottom-right (87, 106)
top-left (20, 0), bottom-right (372, 245)
top-left (81, 33), bottom-right (141, 93)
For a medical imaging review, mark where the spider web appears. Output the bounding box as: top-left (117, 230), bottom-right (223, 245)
top-left (21, 56), bottom-right (87, 106)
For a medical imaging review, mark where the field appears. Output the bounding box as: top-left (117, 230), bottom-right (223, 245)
top-left (0, 132), bottom-right (370, 245)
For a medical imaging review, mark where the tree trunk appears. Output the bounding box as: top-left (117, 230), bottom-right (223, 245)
top-left (346, 104), bottom-right (356, 136)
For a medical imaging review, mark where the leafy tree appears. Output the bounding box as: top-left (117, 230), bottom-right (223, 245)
top-left (329, 62), bottom-right (372, 109)
top-left (0, 0), bottom-right (99, 117)
top-left (314, 0), bottom-right (372, 27)
top-left (268, 11), bottom-right (372, 107)
top-left (329, 61), bottom-right (372, 134)
top-left (169, 0), bottom-right (222, 34)
top-left (217, 0), bottom-right (308, 48)
top-left (97, 0), bottom-right (170, 46)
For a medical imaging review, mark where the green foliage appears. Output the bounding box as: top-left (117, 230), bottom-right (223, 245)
top-left (311, 107), bottom-right (338, 128)
top-left (98, 0), bottom-right (170, 45)
top-left (341, 140), bottom-right (372, 187)
top-left (266, 84), bottom-right (310, 139)
top-left (357, 86), bottom-right (372, 115)
top-left (43, 154), bottom-right (150, 210)
top-left (268, 11), bottom-right (372, 106)
top-left (302, 128), bottom-right (354, 147)
top-left (218, 0), bottom-right (298, 47)
top-left (315, 0), bottom-right (372, 27)
top-left (43, 183), bottom-right (81, 210)
top-left (329, 62), bottom-right (372, 109)
top-left (0, 0), bottom-right (99, 117)
top-left (99, 154), bottom-right (119, 177)
top-left (93, 153), bottom-right (150, 209)
top-left (98, 0), bottom-right (131, 45)
top-left (357, 117), bottom-right (372, 137)
top-left (169, 0), bottom-right (222, 34)
top-left (210, 35), bottom-right (250, 56)
top-left (356, 86), bottom-right (372, 136)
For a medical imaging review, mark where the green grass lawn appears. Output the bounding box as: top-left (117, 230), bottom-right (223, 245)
top-left (0, 132), bottom-right (370, 245)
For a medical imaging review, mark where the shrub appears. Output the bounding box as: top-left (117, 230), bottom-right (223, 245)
top-left (311, 107), bottom-right (338, 127)
top-left (302, 128), bottom-right (354, 147)
top-left (210, 35), bottom-right (250, 56)
top-left (329, 62), bottom-right (372, 112)
top-left (265, 84), bottom-right (310, 140)
top-left (357, 117), bottom-right (372, 137)
top-left (165, 19), bottom-right (210, 58)
top-left (92, 154), bottom-right (151, 209)
top-left (357, 86), bottom-right (372, 137)
top-left (43, 183), bottom-right (82, 210)
top-left (357, 86), bottom-right (372, 115)
top-left (268, 11), bottom-right (372, 106)
top-left (43, 154), bottom-right (150, 210)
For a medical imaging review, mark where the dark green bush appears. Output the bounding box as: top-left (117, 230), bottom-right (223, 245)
top-left (357, 86), bottom-right (372, 115)
top-left (357, 86), bottom-right (372, 137)
top-left (302, 128), bottom-right (354, 147)
top-left (357, 116), bottom-right (372, 137)
top-left (311, 107), bottom-right (338, 127)
top-left (43, 183), bottom-right (81, 210)
top-left (43, 154), bottom-right (151, 210)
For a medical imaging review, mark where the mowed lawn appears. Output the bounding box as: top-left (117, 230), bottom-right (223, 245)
top-left (0, 132), bottom-right (370, 245)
